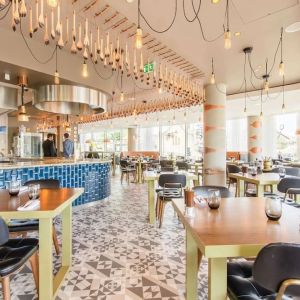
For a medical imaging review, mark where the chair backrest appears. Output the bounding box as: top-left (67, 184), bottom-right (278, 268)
top-left (253, 243), bottom-right (300, 297)
top-left (158, 174), bottom-right (187, 189)
top-left (227, 164), bottom-right (241, 174)
top-left (277, 177), bottom-right (300, 193)
top-left (193, 185), bottom-right (231, 198)
top-left (0, 217), bottom-right (9, 246)
top-left (161, 167), bottom-right (175, 172)
top-left (176, 161), bottom-right (189, 171)
top-left (120, 160), bottom-right (128, 168)
top-left (272, 167), bottom-right (300, 177)
top-left (24, 179), bottom-right (60, 189)
top-left (160, 160), bottom-right (174, 168)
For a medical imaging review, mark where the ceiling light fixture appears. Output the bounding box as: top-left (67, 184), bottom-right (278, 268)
top-left (135, 0), bottom-right (143, 49)
top-left (285, 22), bottom-right (300, 33)
top-left (262, 60), bottom-right (269, 92)
top-left (82, 60), bottom-right (88, 77)
top-left (234, 31), bottom-right (241, 37)
top-left (224, 0), bottom-right (231, 49)
top-left (211, 0), bottom-right (220, 4)
top-left (210, 57), bottom-right (216, 84)
top-left (18, 76), bottom-right (29, 122)
top-left (279, 27), bottom-right (284, 77)
top-left (4, 73), bottom-right (10, 81)
top-left (126, 0), bottom-right (135, 3)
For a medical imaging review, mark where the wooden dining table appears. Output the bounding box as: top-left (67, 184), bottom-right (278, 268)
top-left (172, 197), bottom-right (300, 300)
top-left (0, 187), bottom-right (84, 300)
top-left (144, 171), bottom-right (197, 224)
top-left (228, 172), bottom-right (281, 197)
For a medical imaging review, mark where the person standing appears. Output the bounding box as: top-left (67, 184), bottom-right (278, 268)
top-left (42, 133), bottom-right (57, 157)
top-left (63, 133), bottom-right (74, 158)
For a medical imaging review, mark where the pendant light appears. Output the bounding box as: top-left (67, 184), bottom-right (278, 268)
top-left (135, 0), bottom-right (143, 49)
top-left (82, 59), bottom-right (88, 77)
top-left (72, 10), bottom-right (76, 41)
top-left (18, 76), bottom-right (29, 122)
top-left (33, 0), bottom-right (38, 32)
top-left (38, 0), bottom-right (44, 27)
top-left (20, 0), bottom-right (27, 18)
top-left (263, 60), bottom-right (269, 92)
top-left (210, 57), bottom-right (215, 84)
top-left (29, 7), bottom-right (33, 37)
top-left (54, 46), bottom-right (60, 84)
top-left (279, 27), bottom-right (284, 76)
top-left (120, 74), bottom-right (125, 102)
top-left (50, 9), bottom-right (55, 39)
top-left (224, 0), bottom-right (231, 49)
top-left (55, 2), bottom-right (61, 34)
top-left (77, 23), bottom-right (83, 50)
top-left (44, 14), bottom-right (49, 44)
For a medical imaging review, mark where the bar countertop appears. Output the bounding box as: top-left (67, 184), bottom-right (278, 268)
top-left (0, 158), bottom-right (111, 169)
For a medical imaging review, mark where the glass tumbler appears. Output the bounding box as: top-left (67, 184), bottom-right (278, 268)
top-left (207, 189), bottom-right (221, 209)
top-left (8, 180), bottom-right (20, 196)
top-left (28, 184), bottom-right (41, 200)
top-left (265, 197), bottom-right (282, 221)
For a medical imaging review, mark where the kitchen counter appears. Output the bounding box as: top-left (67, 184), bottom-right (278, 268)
top-left (0, 159), bottom-right (111, 206)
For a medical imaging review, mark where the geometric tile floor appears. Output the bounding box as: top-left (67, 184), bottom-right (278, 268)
top-left (4, 175), bottom-right (209, 299)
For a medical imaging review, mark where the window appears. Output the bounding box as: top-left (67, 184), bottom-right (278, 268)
top-left (275, 113), bottom-right (297, 159)
top-left (161, 124), bottom-right (186, 157)
top-left (226, 118), bottom-right (247, 152)
top-left (187, 123), bottom-right (203, 159)
top-left (137, 127), bottom-right (159, 151)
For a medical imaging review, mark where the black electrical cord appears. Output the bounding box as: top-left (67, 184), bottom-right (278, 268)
top-left (139, 0), bottom-right (178, 33)
top-left (90, 58), bottom-right (114, 80)
top-left (182, 0), bottom-right (201, 23)
top-left (19, 19), bottom-right (57, 64)
top-left (0, 1), bottom-right (11, 20)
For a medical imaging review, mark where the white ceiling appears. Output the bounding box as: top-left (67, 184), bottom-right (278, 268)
top-left (107, 0), bottom-right (300, 93)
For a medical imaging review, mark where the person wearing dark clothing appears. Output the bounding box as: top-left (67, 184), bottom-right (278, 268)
top-left (42, 133), bottom-right (57, 157)
top-left (63, 132), bottom-right (74, 158)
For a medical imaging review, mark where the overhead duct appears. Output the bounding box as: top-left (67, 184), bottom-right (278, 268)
top-left (34, 85), bottom-right (109, 115)
top-left (0, 85), bottom-right (18, 111)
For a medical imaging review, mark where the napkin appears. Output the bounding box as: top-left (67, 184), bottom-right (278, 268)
top-left (17, 200), bottom-right (40, 211)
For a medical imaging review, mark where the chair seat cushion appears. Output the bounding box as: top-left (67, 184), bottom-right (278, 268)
top-left (0, 238), bottom-right (38, 277)
top-left (227, 261), bottom-right (290, 300)
top-left (8, 219), bottom-right (39, 232)
top-left (158, 189), bottom-right (182, 200)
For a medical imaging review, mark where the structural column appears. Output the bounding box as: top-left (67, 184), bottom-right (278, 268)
top-left (262, 115), bottom-right (276, 158)
top-left (247, 116), bottom-right (263, 162)
top-left (128, 128), bottom-right (138, 151)
top-left (203, 84), bottom-right (226, 186)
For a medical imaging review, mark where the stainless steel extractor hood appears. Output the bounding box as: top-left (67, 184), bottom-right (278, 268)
top-left (34, 85), bottom-right (109, 115)
top-left (0, 85), bottom-right (18, 111)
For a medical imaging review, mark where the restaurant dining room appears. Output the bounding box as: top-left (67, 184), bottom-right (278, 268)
top-left (0, 0), bottom-right (300, 299)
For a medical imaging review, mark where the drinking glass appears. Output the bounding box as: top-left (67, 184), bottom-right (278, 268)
top-left (242, 165), bottom-right (248, 175)
top-left (249, 166), bottom-right (257, 176)
top-left (28, 184), bottom-right (40, 200)
top-left (7, 180), bottom-right (20, 196)
top-left (265, 197), bottom-right (282, 221)
top-left (207, 189), bottom-right (221, 209)
top-left (278, 167), bottom-right (286, 178)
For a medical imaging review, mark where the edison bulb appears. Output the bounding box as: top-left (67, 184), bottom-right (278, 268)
top-left (264, 80), bottom-right (269, 92)
top-left (135, 27), bottom-right (143, 49)
top-left (120, 92), bottom-right (125, 102)
top-left (211, 0), bottom-right (220, 3)
top-left (224, 30), bottom-right (231, 49)
top-left (210, 72), bottom-right (215, 84)
top-left (82, 61), bottom-right (88, 78)
top-left (279, 61), bottom-right (284, 76)
top-left (54, 71), bottom-right (60, 84)
top-left (282, 103), bottom-right (286, 113)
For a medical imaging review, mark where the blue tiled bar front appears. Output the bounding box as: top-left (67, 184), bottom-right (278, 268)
top-left (0, 161), bottom-right (111, 206)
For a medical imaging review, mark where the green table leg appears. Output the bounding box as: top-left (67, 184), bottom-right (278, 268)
top-left (186, 230), bottom-right (199, 300)
top-left (62, 204), bottom-right (72, 267)
top-left (257, 184), bottom-right (264, 197)
top-left (137, 162), bottom-right (143, 184)
top-left (237, 179), bottom-right (244, 197)
top-left (39, 218), bottom-right (53, 300)
top-left (148, 180), bottom-right (155, 224)
top-left (208, 257), bottom-right (227, 300)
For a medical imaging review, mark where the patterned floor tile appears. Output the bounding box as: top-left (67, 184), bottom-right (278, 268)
top-left (1, 173), bottom-right (209, 299)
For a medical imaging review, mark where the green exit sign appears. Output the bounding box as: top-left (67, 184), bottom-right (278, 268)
top-left (144, 62), bottom-right (154, 73)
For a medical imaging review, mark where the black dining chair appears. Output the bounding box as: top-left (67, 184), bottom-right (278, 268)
top-left (227, 243), bottom-right (300, 300)
top-left (276, 177), bottom-right (300, 206)
top-left (193, 185), bottom-right (231, 198)
top-left (156, 174), bottom-right (186, 228)
top-left (120, 160), bottom-right (136, 184)
top-left (227, 164), bottom-right (241, 196)
top-left (0, 217), bottom-right (39, 300)
top-left (272, 166), bottom-right (300, 177)
top-left (160, 160), bottom-right (174, 168)
top-left (8, 179), bottom-right (60, 255)
top-left (176, 161), bottom-right (189, 171)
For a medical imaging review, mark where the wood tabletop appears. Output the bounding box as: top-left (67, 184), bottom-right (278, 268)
top-left (0, 188), bottom-right (84, 218)
top-left (144, 171), bottom-right (197, 181)
top-left (228, 172), bottom-right (281, 185)
top-left (173, 197), bottom-right (300, 258)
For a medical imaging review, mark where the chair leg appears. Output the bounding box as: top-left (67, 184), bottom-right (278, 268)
top-left (2, 276), bottom-right (11, 300)
top-left (121, 172), bottom-right (123, 183)
top-left (159, 201), bottom-right (166, 228)
top-left (155, 196), bottom-right (160, 219)
top-left (52, 224), bottom-right (60, 255)
top-left (29, 252), bottom-right (39, 292)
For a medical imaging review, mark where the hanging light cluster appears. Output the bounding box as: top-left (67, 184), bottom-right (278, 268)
top-left (7, 0), bottom-right (202, 101)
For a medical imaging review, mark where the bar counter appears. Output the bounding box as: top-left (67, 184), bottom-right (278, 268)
top-left (0, 159), bottom-right (111, 206)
